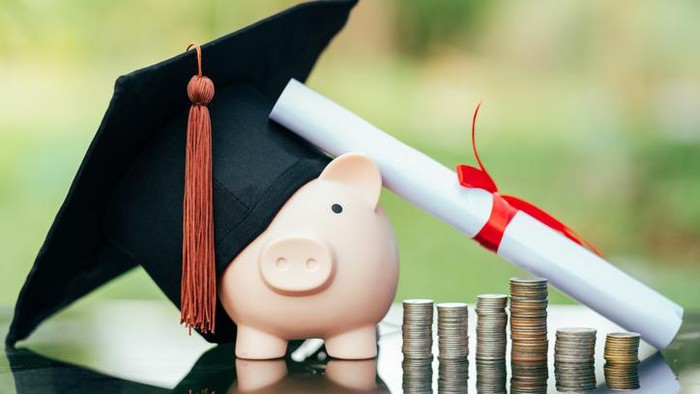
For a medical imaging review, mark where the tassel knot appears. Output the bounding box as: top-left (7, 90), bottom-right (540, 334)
top-left (187, 76), bottom-right (215, 105)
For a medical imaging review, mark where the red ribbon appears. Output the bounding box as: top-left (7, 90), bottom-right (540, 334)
top-left (456, 102), bottom-right (603, 257)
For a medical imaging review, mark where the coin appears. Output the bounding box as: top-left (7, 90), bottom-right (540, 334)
top-left (402, 299), bottom-right (434, 360)
top-left (554, 327), bottom-right (597, 392)
top-left (509, 278), bottom-right (549, 393)
top-left (436, 302), bottom-right (469, 360)
top-left (604, 332), bottom-right (641, 390)
top-left (476, 294), bottom-right (508, 362)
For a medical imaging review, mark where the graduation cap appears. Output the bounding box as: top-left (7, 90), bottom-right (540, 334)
top-left (6, 0), bottom-right (358, 347)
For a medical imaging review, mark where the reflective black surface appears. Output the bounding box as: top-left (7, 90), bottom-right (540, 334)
top-left (6, 345), bottom-right (390, 393)
top-left (1, 301), bottom-right (698, 393)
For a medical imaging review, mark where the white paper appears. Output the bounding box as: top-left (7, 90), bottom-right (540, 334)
top-left (270, 79), bottom-right (684, 350)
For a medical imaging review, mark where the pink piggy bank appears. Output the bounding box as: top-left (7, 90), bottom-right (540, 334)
top-left (219, 153), bottom-right (399, 360)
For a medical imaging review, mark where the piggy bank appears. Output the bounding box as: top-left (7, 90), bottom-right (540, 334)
top-left (219, 153), bottom-right (399, 360)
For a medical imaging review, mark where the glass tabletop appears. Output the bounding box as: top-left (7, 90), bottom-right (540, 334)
top-left (1, 300), bottom-right (698, 393)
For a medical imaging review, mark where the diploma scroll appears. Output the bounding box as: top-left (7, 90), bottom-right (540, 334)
top-left (270, 79), bottom-right (684, 350)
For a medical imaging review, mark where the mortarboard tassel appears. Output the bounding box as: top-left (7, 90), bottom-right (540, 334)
top-left (181, 43), bottom-right (216, 334)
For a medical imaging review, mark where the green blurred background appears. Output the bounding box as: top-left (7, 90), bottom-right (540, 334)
top-left (1, 0), bottom-right (699, 313)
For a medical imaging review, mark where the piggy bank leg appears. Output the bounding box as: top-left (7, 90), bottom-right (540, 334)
top-left (235, 325), bottom-right (287, 360)
top-left (325, 326), bottom-right (377, 360)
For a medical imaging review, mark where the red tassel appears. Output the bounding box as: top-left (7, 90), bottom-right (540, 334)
top-left (181, 43), bottom-right (216, 334)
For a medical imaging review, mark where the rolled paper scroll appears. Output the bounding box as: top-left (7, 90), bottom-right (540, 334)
top-left (270, 78), bottom-right (684, 350)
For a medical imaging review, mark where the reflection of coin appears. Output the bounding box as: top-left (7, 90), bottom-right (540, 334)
top-left (438, 358), bottom-right (469, 393)
top-left (402, 357), bottom-right (433, 393)
top-left (510, 362), bottom-right (548, 394)
top-left (476, 359), bottom-right (507, 394)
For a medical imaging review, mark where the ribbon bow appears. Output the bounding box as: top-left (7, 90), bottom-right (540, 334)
top-left (456, 102), bottom-right (603, 257)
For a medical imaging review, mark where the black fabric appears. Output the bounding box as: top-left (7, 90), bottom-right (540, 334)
top-left (7, 0), bottom-right (357, 347)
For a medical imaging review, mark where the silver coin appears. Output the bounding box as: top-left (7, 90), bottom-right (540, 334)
top-left (475, 294), bottom-right (508, 362)
top-left (402, 299), bottom-right (435, 359)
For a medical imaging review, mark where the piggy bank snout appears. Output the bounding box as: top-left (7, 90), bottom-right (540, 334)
top-left (260, 237), bottom-right (335, 294)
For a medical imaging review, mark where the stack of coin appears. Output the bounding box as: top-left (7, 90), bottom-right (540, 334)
top-left (436, 302), bottom-right (469, 360)
top-left (402, 299), bottom-right (434, 360)
top-left (438, 358), bottom-right (469, 393)
top-left (554, 327), bottom-right (597, 392)
top-left (509, 278), bottom-right (549, 393)
top-left (476, 359), bottom-right (507, 394)
top-left (604, 332), bottom-right (641, 390)
top-left (476, 294), bottom-right (508, 361)
top-left (402, 299), bottom-right (435, 393)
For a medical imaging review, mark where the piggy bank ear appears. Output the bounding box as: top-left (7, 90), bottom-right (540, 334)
top-left (319, 153), bottom-right (382, 207)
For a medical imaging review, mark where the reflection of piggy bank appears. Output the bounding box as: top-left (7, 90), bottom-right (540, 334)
top-left (231, 358), bottom-right (388, 393)
top-left (219, 153), bottom-right (399, 360)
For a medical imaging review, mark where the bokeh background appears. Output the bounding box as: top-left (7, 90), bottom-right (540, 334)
top-left (1, 0), bottom-right (699, 315)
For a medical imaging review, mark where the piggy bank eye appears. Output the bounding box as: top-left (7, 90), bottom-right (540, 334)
top-left (331, 203), bottom-right (343, 214)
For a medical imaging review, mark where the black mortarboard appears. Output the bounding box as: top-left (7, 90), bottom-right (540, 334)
top-left (7, 0), bottom-right (357, 347)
